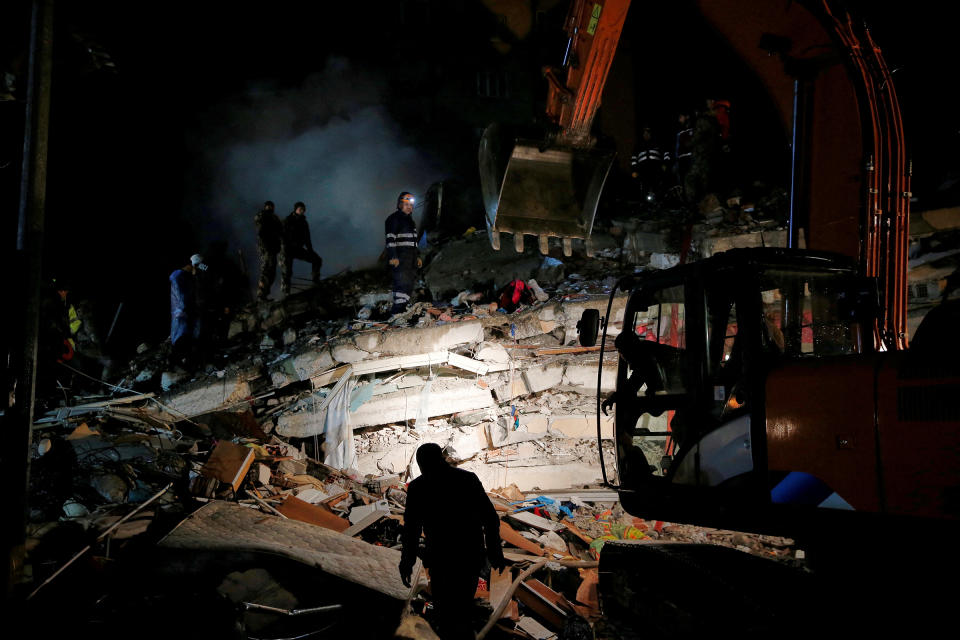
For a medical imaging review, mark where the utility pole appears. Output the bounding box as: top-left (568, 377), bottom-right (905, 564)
top-left (4, 0), bottom-right (53, 600)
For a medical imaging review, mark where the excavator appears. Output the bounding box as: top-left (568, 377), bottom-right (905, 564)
top-left (479, 0), bottom-right (629, 257)
top-left (546, 0), bottom-right (960, 634)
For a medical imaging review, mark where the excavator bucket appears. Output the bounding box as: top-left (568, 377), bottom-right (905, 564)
top-left (479, 124), bottom-right (615, 255)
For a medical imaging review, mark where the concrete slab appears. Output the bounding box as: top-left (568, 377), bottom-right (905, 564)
top-left (560, 363), bottom-right (616, 393)
top-left (332, 342), bottom-right (369, 364)
top-left (522, 363), bottom-right (565, 393)
top-left (350, 378), bottom-right (495, 428)
top-left (290, 346), bottom-right (334, 381)
top-left (157, 376), bottom-right (252, 419)
top-left (354, 331), bottom-right (382, 353)
top-left (379, 320), bottom-right (484, 355)
top-left (547, 414), bottom-right (614, 440)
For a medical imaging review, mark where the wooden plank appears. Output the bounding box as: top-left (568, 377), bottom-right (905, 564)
top-left (533, 345), bottom-right (615, 356)
top-left (489, 567), bottom-right (511, 606)
top-left (275, 495), bottom-right (350, 533)
top-left (516, 581), bottom-right (567, 630)
top-left (322, 491), bottom-right (350, 508)
top-left (200, 441), bottom-right (255, 492)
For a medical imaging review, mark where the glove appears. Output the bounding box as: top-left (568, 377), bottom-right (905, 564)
top-left (601, 392), bottom-right (617, 416)
top-left (489, 554), bottom-right (506, 573)
top-left (399, 560), bottom-right (413, 587)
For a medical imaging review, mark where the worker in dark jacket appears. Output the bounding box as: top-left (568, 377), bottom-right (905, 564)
top-left (400, 443), bottom-right (505, 640)
top-left (279, 201), bottom-right (323, 297)
top-left (385, 192), bottom-right (422, 315)
top-left (169, 255), bottom-right (204, 369)
top-left (255, 200), bottom-right (282, 301)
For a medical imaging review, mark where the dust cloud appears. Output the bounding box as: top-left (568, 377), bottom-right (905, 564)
top-left (183, 57), bottom-right (441, 293)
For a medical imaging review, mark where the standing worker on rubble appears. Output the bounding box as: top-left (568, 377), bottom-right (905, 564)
top-left (169, 254), bottom-right (205, 370)
top-left (279, 201), bottom-right (323, 297)
top-left (255, 200), bottom-right (282, 301)
top-left (400, 443), bottom-right (505, 640)
top-left (385, 191), bottom-right (422, 315)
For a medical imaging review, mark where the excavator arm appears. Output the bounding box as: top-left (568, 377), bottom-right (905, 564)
top-left (479, 0), bottom-right (631, 257)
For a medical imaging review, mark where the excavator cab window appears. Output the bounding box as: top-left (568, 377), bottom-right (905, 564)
top-left (758, 269), bottom-right (869, 358)
top-left (615, 284), bottom-right (690, 483)
top-left (706, 291), bottom-right (747, 420)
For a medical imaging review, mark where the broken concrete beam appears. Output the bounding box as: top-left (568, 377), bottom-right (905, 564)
top-left (486, 420), bottom-right (548, 448)
top-left (476, 342), bottom-right (510, 364)
top-left (348, 351), bottom-right (448, 376)
top-left (522, 363), bottom-right (565, 394)
top-left (448, 352), bottom-right (492, 375)
top-left (379, 320), bottom-right (484, 356)
top-left (331, 341), bottom-right (370, 364)
top-left (560, 363), bottom-right (616, 393)
top-left (354, 331), bottom-right (381, 353)
top-left (445, 425), bottom-right (487, 461)
top-left (492, 372), bottom-right (530, 402)
top-left (350, 378), bottom-right (494, 428)
top-left (274, 345), bottom-right (334, 383)
top-left (156, 375), bottom-right (252, 419)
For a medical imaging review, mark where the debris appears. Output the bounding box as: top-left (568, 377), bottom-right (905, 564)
top-left (200, 440), bottom-right (256, 493)
top-left (275, 495), bottom-right (350, 532)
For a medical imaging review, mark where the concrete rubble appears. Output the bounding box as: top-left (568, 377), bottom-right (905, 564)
top-left (21, 196), bottom-right (951, 638)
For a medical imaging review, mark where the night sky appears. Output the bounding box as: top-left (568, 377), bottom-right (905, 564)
top-left (1, 0), bottom-right (955, 356)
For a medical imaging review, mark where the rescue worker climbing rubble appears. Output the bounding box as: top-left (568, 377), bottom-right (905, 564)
top-left (400, 443), bottom-right (504, 640)
top-left (385, 191), bottom-right (422, 315)
top-left (279, 201), bottom-right (323, 297)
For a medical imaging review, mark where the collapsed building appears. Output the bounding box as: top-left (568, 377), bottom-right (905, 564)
top-left (17, 194), bottom-right (960, 638)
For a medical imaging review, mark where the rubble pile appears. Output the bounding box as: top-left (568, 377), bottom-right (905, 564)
top-left (21, 212), bottom-right (813, 637)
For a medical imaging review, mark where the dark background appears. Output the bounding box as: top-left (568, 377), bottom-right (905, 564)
top-left (2, 0), bottom-right (956, 362)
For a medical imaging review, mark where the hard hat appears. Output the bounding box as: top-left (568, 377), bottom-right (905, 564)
top-left (398, 191), bottom-right (415, 206)
top-left (190, 254), bottom-right (208, 271)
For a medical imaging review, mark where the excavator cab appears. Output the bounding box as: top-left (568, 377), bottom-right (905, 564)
top-left (601, 249), bottom-right (879, 535)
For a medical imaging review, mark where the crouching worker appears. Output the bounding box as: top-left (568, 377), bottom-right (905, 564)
top-left (399, 443), bottom-right (505, 639)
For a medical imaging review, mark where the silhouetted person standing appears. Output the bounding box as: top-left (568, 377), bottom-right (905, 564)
top-left (255, 200), bottom-right (282, 301)
top-left (279, 201), bottom-right (323, 297)
top-left (400, 443), bottom-right (504, 640)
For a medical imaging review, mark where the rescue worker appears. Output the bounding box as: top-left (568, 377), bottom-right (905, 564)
top-left (169, 255), bottom-right (204, 369)
top-left (674, 111), bottom-right (695, 201)
top-left (385, 192), bottom-right (422, 315)
top-left (630, 126), bottom-right (670, 203)
top-left (400, 443), bottom-right (505, 640)
top-left (684, 103), bottom-right (722, 207)
top-left (279, 201), bottom-right (323, 297)
top-left (254, 200), bottom-right (282, 301)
